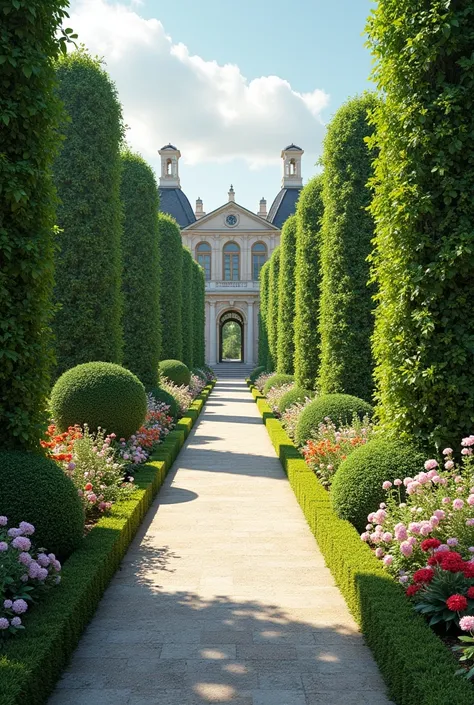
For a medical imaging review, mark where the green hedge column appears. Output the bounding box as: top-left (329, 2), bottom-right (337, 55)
top-left (259, 261), bottom-right (271, 369)
top-left (157, 213), bottom-right (183, 361)
top-left (53, 50), bottom-right (124, 375)
top-left (318, 94), bottom-right (377, 402)
top-left (294, 175), bottom-right (324, 389)
top-left (181, 247), bottom-right (194, 369)
top-left (192, 262), bottom-right (205, 367)
top-left (120, 151), bottom-right (161, 389)
top-left (267, 248), bottom-right (281, 373)
top-left (0, 0), bottom-right (69, 450)
top-left (277, 215), bottom-right (297, 374)
top-left (367, 2), bottom-right (474, 449)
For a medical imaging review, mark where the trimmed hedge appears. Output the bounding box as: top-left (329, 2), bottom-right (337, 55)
top-left (319, 94), bottom-right (377, 402)
top-left (294, 175), bottom-right (324, 389)
top-left (258, 262), bottom-right (271, 370)
top-left (248, 382), bottom-right (474, 705)
top-left (277, 215), bottom-right (297, 374)
top-left (192, 261), bottom-right (206, 368)
top-left (0, 383), bottom-right (215, 705)
top-left (295, 393), bottom-right (374, 447)
top-left (53, 50), bottom-right (124, 376)
top-left (267, 248), bottom-right (281, 372)
top-left (181, 247), bottom-right (194, 369)
top-left (159, 359), bottom-right (191, 387)
top-left (0, 0), bottom-right (68, 450)
top-left (158, 213), bottom-right (183, 361)
top-left (262, 373), bottom-right (294, 396)
top-left (50, 362), bottom-right (147, 440)
top-left (277, 386), bottom-right (314, 414)
top-left (120, 151), bottom-right (161, 390)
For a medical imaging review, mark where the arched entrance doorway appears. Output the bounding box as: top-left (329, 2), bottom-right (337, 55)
top-left (219, 311), bottom-right (244, 362)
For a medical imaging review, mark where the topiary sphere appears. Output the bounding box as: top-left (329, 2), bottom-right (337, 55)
top-left (295, 393), bottom-right (374, 447)
top-left (278, 387), bottom-right (314, 414)
top-left (263, 373), bottom-right (295, 395)
top-left (0, 450), bottom-right (84, 561)
top-left (50, 362), bottom-right (147, 440)
top-left (249, 366), bottom-right (266, 384)
top-left (150, 387), bottom-right (179, 419)
top-left (331, 439), bottom-right (425, 532)
top-left (192, 368), bottom-right (207, 382)
top-left (159, 359), bottom-right (191, 387)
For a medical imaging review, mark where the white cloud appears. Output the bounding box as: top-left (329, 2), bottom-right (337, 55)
top-left (68, 0), bottom-right (329, 168)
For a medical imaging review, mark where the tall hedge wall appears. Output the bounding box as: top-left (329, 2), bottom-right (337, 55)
top-left (157, 213), bottom-right (183, 361)
top-left (318, 94), bottom-right (377, 402)
top-left (267, 247), bottom-right (281, 374)
top-left (367, 1), bottom-right (474, 449)
top-left (277, 215), bottom-right (297, 374)
top-left (192, 261), bottom-right (206, 367)
top-left (294, 175), bottom-right (324, 389)
top-left (181, 247), bottom-right (194, 369)
top-left (53, 50), bottom-right (124, 376)
top-left (259, 261), bottom-right (271, 370)
top-left (0, 0), bottom-right (69, 450)
top-left (120, 151), bottom-right (161, 389)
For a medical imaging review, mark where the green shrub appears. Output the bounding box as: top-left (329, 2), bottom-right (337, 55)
top-left (331, 438), bottom-right (424, 532)
top-left (294, 175), bottom-right (324, 389)
top-left (319, 94), bottom-right (377, 402)
top-left (0, 450), bottom-right (84, 560)
top-left (295, 393), bottom-right (373, 446)
top-left (277, 215), bottom-right (297, 374)
top-left (158, 213), bottom-right (183, 360)
top-left (192, 368), bottom-right (206, 382)
top-left (0, 0), bottom-right (69, 450)
top-left (366, 1), bottom-right (474, 450)
top-left (120, 151), bottom-right (161, 390)
top-left (192, 261), bottom-right (206, 367)
top-left (53, 50), bottom-right (124, 376)
top-left (181, 248), bottom-right (194, 369)
top-left (50, 362), bottom-right (147, 439)
top-left (249, 366), bottom-right (266, 383)
top-left (258, 262), bottom-right (271, 369)
top-left (149, 387), bottom-right (179, 419)
top-left (263, 373), bottom-right (294, 395)
top-left (278, 386), bottom-right (314, 414)
top-left (159, 359), bottom-right (191, 387)
top-left (267, 247), bottom-right (281, 372)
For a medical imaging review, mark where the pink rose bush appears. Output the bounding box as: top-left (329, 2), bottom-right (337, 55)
top-left (0, 517), bottom-right (61, 637)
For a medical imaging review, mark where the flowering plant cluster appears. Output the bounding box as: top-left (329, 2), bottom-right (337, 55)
top-left (160, 377), bottom-right (194, 416)
top-left (280, 398), bottom-right (313, 441)
top-left (266, 383), bottom-right (295, 415)
top-left (194, 367), bottom-right (215, 383)
top-left (302, 415), bottom-right (374, 487)
top-left (254, 373), bottom-right (273, 393)
top-left (119, 396), bottom-right (175, 460)
top-left (454, 616), bottom-right (474, 679)
top-left (189, 373), bottom-right (206, 397)
top-left (0, 517), bottom-right (61, 636)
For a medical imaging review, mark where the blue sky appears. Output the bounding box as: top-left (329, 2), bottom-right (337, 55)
top-left (70, 0), bottom-right (374, 213)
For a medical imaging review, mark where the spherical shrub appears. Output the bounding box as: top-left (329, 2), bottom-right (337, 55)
top-left (249, 366), bottom-right (266, 384)
top-left (278, 387), bottom-right (314, 414)
top-left (159, 359), bottom-right (191, 387)
top-left (0, 450), bottom-right (84, 560)
top-left (295, 393), bottom-right (374, 446)
top-left (50, 362), bottom-right (147, 440)
top-left (263, 373), bottom-right (295, 395)
top-left (192, 368), bottom-right (207, 382)
top-left (331, 439), bottom-right (425, 532)
top-left (150, 387), bottom-right (179, 419)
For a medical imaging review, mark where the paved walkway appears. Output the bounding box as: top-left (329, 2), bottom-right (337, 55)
top-left (50, 379), bottom-right (392, 705)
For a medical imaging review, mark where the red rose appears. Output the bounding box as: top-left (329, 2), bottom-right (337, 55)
top-left (464, 564), bottom-right (474, 579)
top-left (413, 568), bottom-right (435, 584)
top-left (84, 482), bottom-right (93, 491)
top-left (446, 594), bottom-right (468, 612)
top-left (467, 587), bottom-right (474, 599)
top-left (421, 538), bottom-right (442, 552)
top-left (406, 584), bottom-right (422, 597)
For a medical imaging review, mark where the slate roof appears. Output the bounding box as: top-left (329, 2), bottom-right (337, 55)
top-left (160, 143), bottom-right (177, 151)
top-left (267, 187), bottom-right (301, 229)
top-left (159, 188), bottom-right (196, 228)
top-left (283, 143), bottom-right (303, 151)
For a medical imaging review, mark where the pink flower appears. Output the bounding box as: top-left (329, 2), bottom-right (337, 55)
top-left (394, 479), bottom-right (402, 486)
top-left (382, 481), bottom-right (392, 490)
top-left (468, 496), bottom-right (474, 507)
top-left (0, 618), bottom-right (9, 630)
top-left (442, 497), bottom-right (451, 505)
top-left (460, 616), bottom-right (474, 632)
top-left (462, 436), bottom-right (474, 447)
top-left (420, 524), bottom-right (432, 536)
top-left (403, 477), bottom-right (414, 487)
top-left (466, 519), bottom-right (474, 527)
top-left (427, 469), bottom-right (438, 480)
top-left (453, 499), bottom-right (465, 510)
top-left (407, 481), bottom-right (422, 495)
top-left (375, 548), bottom-right (384, 558)
top-left (400, 541), bottom-right (413, 557)
top-left (408, 536), bottom-right (417, 546)
top-left (394, 523), bottom-right (408, 541)
top-left (424, 459), bottom-right (438, 471)
top-left (455, 476), bottom-right (463, 484)
top-left (382, 532), bottom-right (393, 542)
top-left (383, 555), bottom-right (393, 566)
top-left (12, 536), bottom-right (31, 552)
top-left (0, 516), bottom-right (7, 526)
top-left (434, 509), bottom-right (446, 520)
top-left (430, 516), bottom-right (440, 528)
top-left (443, 448), bottom-right (453, 455)
top-left (12, 599), bottom-right (28, 614)
top-left (409, 522), bottom-right (421, 535)
top-left (360, 531), bottom-right (370, 543)
top-left (462, 448), bottom-right (473, 456)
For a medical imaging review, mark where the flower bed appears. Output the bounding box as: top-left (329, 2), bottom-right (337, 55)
top-left (247, 381), bottom-right (474, 705)
top-left (0, 382), bottom-right (214, 705)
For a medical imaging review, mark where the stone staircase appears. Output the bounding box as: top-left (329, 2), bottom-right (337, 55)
top-left (211, 362), bottom-right (254, 379)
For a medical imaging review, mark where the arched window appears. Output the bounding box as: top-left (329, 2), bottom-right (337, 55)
top-left (223, 242), bottom-right (240, 281)
top-left (289, 158), bottom-right (297, 175)
top-left (252, 242), bottom-right (267, 281)
top-left (166, 158), bottom-right (172, 175)
top-left (196, 241), bottom-right (211, 281)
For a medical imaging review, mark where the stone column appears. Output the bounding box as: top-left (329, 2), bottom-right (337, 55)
top-left (209, 300), bottom-right (217, 364)
top-left (246, 301), bottom-right (254, 365)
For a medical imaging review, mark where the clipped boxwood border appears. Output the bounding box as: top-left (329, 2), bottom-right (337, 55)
top-left (0, 382), bottom-right (215, 705)
top-left (247, 382), bottom-right (474, 705)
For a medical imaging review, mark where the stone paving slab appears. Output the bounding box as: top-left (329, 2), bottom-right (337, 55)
top-left (49, 379), bottom-right (393, 705)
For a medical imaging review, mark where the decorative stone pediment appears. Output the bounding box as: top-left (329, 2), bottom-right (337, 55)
top-left (182, 202), bottom-right (279, 232)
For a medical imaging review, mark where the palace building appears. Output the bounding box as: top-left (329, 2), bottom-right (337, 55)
top-left (158, 143), bottom-right (304, 365)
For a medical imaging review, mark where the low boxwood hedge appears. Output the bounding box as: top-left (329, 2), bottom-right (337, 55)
top-left (248, 382), bottom-right (474, 705)
top-left (0, 383), bottom-right (214, 705)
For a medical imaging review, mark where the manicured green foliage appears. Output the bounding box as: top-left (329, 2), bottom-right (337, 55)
top-left (192, 261), bottom-right (206, 367)
top-left (0, 0), bottom-right (70, 450)
top-left (319, 94), bottom-right (377, 402)
top-left (295, 393), bottom-right (373, 447)
top-left (277, 215), bottom-right (298, 374)
top-left (53, 50), bottom-right (124, 375)
top-left (294, 175), bottom-right (324, 389)
top-left (149, 387), bottom-right (179, 419)
top-left (366, 1), bottom-right (474, 449)
top-left (50, 362), bottom-right (147, 439)
top-left (267, 247), bottom-right (280, 372)
top-left (249, 366), bottom-right (266, 384)
top-left (159, 359), bottom-right (191, 387)
top-left (262, 373), bottom-right (294, 395)
top-left (180, 248), bottom-right (194, 369)
top-left (0, 451), bottom-right (83, 560)
top-left (258, 262), bottom-right (271, 369)
top-left (277, 386), bottom-right (314, 414)
top-left (157, 213), bottom-right (183, 360)
top-left (331, 438), bottom-right (424, 532)
top-left (120, 151), bottom-right (161, 390)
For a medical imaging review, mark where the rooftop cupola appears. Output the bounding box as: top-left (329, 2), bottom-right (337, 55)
top-left (228, 184), bottom-right (235, 202)
top-left (158, 143), bottom-right (181, 188)
top-left (258, 197), bottom-right (267, 218)
top-left (195, 197), bottom-right (206, 219)
top-left (281, 143), bottom-right (304, 189)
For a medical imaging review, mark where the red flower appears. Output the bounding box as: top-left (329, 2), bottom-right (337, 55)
top-left (428, 553), bottom-right (445, 566)
top-left (413, 568), bottom-right (435, 584)
top-left (84, 482), bottom-right (93, 491)
top-left (406, 584), bottom-right (422, 597)
top-left (439, 552), bottom-right (465, 573)
top-left (467, 587), bottom-right (474, 599)
top-left (420, 538), bottom-right (442, 552)
top-left (446, 594), bottom-right (468, 612)
top-left (464, 564), bottom-right (474, 579)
